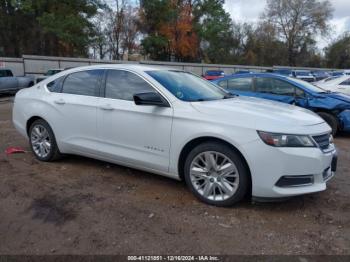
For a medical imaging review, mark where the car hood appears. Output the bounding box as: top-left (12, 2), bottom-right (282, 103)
top-left (191, 96), bottom-right (326, 134)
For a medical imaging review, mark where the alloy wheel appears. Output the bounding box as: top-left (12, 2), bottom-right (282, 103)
top-left (189, 151), bottom-right (239, 201)
top-left (30, 124), bottom-right (51, 158)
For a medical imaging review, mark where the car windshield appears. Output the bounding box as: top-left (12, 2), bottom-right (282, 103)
top-left (287, 77), bottom-right (328, 93)
top-left (325, 76), bottom-right (340, 82)
top-left (147, 70), bottom-right (230, 102)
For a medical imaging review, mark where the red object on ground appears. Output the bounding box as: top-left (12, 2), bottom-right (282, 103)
top-left (5, 147), bottom-right (25, 154)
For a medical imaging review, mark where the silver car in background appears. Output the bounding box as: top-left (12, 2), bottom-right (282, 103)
top-left (0, 69), bottom-right (34, 94)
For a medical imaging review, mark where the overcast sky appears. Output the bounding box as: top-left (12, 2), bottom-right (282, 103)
top-left (223, 0), bottom-right (350, 49)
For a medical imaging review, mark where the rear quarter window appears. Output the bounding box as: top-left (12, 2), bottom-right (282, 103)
top-left (46, 77), bottom-right (64, 92)
top-left (62, 70), bottom-right (103, 97)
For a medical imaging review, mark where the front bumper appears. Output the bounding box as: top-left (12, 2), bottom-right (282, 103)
top-left (242, 139), bottom-right (337, 198)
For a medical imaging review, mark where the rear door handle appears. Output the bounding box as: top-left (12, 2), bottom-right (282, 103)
top-left (100, 104), bottom-right (114, 111)
top-left (54, 99), bottom-right (66, 105)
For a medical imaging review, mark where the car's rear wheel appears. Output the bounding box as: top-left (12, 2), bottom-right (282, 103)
top-left (317, 112), bottom-right (338, 136)
top-left (29, 119), bottom-right (61, 161)
top-left (184, 142), bottom-right (249, 206)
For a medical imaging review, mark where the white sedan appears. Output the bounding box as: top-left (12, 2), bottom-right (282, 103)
top-left (12, 65), bottom-right (337, 206)
top-left (316, 75), bottom-right (350, 95)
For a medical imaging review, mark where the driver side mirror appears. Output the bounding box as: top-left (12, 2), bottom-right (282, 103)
top-left (133, 92), bottom-right (170, 107)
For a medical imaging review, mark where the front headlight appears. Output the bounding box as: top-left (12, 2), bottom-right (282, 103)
top-left (258, 131), bottom-right (316, 147)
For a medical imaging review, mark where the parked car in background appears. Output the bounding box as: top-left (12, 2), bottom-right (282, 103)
top-left (343, 70), bottom-right (350, 75)
top-left (315, 75), bottom-right (350, 96)
top-left (331, 71), bottom-right (345, 77)
top-left (203, 70), bottom-right (224, 80)
top-left (12, 65), bottom-right (337, 206)
top-left (36, 68), bottom-right (65, 83)
top-left (292, 70), bottom-right (316, 82)
top-left (270, 68), bottom-right (293, 77)
top-left (0, 69), bottom-right (34, 94)
top-left (311, 70), bottom-right (330, 81)
top-left (212, 73), bottom-right (350, 135)
top-left (314, 76), bottom-right (340, 85)
top-left (234, 70), bottom-right (252, 74)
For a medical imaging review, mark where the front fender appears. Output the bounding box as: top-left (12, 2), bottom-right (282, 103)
top-left (338, 110), bottom-right (350, 132)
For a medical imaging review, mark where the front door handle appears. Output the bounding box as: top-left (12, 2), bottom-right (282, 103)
top-left (100, 104), bottom-right (114, 111)
top-left (54, 99), bottom-right (66, 105)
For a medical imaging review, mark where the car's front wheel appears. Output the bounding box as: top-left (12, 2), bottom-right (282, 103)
top-left (184, 142), bottom-right (249, 206)
top-left (29, 119), bottom-right (61, 161)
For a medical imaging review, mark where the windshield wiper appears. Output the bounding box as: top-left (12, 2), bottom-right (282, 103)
top-left (318, 90), bottom-right (332, 94)
top-left (191, 98), bottom-right (205, 102)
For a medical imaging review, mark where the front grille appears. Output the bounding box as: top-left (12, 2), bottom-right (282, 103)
top-left (312, 133), bottom-right (330, 150)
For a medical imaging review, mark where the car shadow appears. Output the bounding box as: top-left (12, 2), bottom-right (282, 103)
top-left (336, 131), bottom-right (350, 138)
top-left (50, 154), bottom-right (317, 213)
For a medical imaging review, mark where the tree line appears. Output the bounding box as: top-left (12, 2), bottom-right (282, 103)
top-left (1, 0), bottom-right (350, 68)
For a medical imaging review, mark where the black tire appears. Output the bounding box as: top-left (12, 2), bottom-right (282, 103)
top-left (317, 112), bottom-right (338, 136)
top-left (28, 82), bottom-right (34, 87)
top-left (29, 119), bottom-right (62, 161)
top-left (183, 142), bottom-right (250, 207)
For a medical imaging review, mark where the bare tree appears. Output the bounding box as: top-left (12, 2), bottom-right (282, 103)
top-left (91, 10), bottom-right (109, 59)
top-left (263, 0), bottom-right (333, 65)
top-left (106, 0), bottom-right (126, 60)
top-left (121, 5), bottom-right (139, 58)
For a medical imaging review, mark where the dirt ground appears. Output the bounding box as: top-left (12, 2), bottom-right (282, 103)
top-left (0, 95), bottom-right (349, 255)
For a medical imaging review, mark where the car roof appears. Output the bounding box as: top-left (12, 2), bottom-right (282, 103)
top-left (38, 64), bottom-right (180, 85)
top-left (58, 64), bottom-right (173, 75)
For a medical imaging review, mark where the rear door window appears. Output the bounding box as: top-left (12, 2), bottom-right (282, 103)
top-left (226, 78), bottom-right (253, 91)
top-left (62, 70), bottom-right (103, 97)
